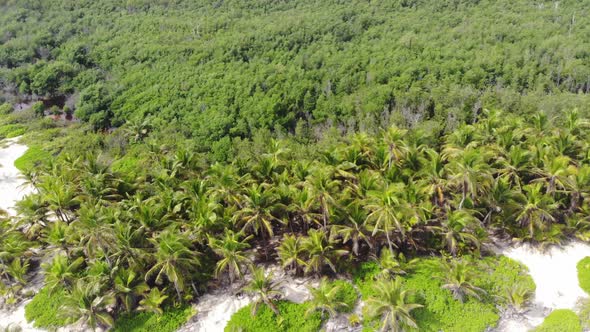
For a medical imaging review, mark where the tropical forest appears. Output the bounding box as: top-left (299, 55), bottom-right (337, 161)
top-left (1, 0), bottom-right (590, 331)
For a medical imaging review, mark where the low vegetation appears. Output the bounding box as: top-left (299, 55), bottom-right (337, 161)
top-left (578, 257), bottom-right (590, 295)
top-left (354, 256), bottom-right (534, 332)
top-left (535, 309), bottom-right (582, 332)
top-left (225, 300), bottom-right (323, 332)
top-left (113, 305), bottom-right (193, 332)
top-left (24, 287), bottom-right (68, 329)
top-left (13, 145), bottom-right (51, 171)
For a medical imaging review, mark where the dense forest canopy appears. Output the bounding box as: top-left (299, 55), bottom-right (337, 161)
top-left (1, 0), bottom-right (590, 158)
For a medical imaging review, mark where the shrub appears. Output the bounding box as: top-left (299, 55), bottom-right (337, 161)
top-left (0, 103), bottom-right (13, 115)
top-left (355, 256), bottom-right (534, 332)
top-left (0, 124), bottom-right (26, 139)
top-left (535, 309), bottom-right (581, 332)
top-left (113, 305), bottom-right (193, 332)
top-left (225, 300), bottom-right (322, 332)
top-left (578, 257), bottom-right (590, 295)
top-left (14, 146), bottom-right (51, 171)
top-left (332, 280), bottom-right (358, 313)
top-left (24, 286), bottom-right (68, 329)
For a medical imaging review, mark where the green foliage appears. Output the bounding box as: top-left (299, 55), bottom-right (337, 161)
top-left (0, 124), bottom-right (26, 139)
top-left (24, 286), bottom-right (68, 329)
top-left (403, 259), bottom-right (498, 332)
top-left (534, 309), bottom-right (581, 332)
top-left (2, 0), bottom-right (590, 149)
top-left (113, 305), bottom-right (193, 332)
top-left (13, 146), bottom-right (50, 171)
top-left (356, 256), bottom-right (533, 332)
top-left (225, 300), bottom-right (323, 332)
top-left (0, 103), bottom-right (13, 115)
top-left (577, 257), bottom-right (590, 295)
top-left (331, 280), bottom-right (358, 313)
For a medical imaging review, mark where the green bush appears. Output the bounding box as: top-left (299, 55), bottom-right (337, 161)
top-left (0, 124), bottom-right (26, 139)
top-left (332, 280), bottom-right (358, 313)
top-left (578, 257), bottom-right (590, 295)
top-left (403, 259), bottom-right (499, 332)
top-left (356, 256), bottom-right (534, 332)
top-left (225, 300), bottom-right (322, 332)
top-left (0, 103), bottom-right (13, 115)
top-left (14, 146), bottom-right (51, 171)
top-left (535, 309), bottom-right (581, 332)
top-left (353, 261), bottom-right (381, 301)
top-left (24, 286), bottom-right (68, 329)
top-left (113, 305), bottom-right (193, 332)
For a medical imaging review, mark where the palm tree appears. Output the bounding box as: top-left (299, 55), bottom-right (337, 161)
top-left (330, 203), bottom-right (373, 256)
top-left (305, 166), bottom-right (341, 229)
top-left (301, 229), bottom-right (347, 275)
top-left (277, 234), bottom-right (306, 275)
top-left (208, 229), bottom-right (252, 283)
top-left (243, 266), bottom-right (282, 316)
top-left (365, 184), bottom-right (405, 253)
top-left (365, 277), bottom-right (423, 332)
top-left (533, 155), bottom-right (572, 195)
top-left (60, 279), bottom-right (116, 331)
top-left (146, 229), bottom-right (200, 300)
top-left (38, 177), bottom-right (80, 223)
top-left (432, 209), bottom-right (482, 256)
top-left (438, 259), bottom-right (486, 303)
top-left (305, 277), bottom-right (348, 319)
top-left (496, 145), bottom-right (532, 189)
top-left (287, 186), bottom-right (322, 232)
top-left (232, 183), bottom-right (281, 239)
top-left (445, 148), bottom-right (493, 209)
top-left (71, 204), bottom-right (117, 262)
top-left (382, 125), bottom-right (408, 170)
top-left (124, 117), bottom-right (152, 143)
top-left (513, 183), bottom-right (558, 240)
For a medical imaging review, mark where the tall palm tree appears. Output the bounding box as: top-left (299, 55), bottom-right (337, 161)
top-left (365, 184), bottom-right (405, 253)
top-left (301, 229), bottom-right (347, 275)
top-left (287, 186), bottom-right (322, 232)
top-left (431, 209), bottom-right (482, 256)
top-left (533, 155), bottom-right (572, 195)
top-left (305, 166), bottom-right (341, 229)
top-left (243, 266), bottom-right (282, 316)
top-left (38, 177), bottom-right (80, 223)
top-left (365, 277), bottom-right (423, 332)
top-left (277, 234), bottom-right (306, 276)
top-left (233, 183), bottom-right (281, 239)
top-left (330, 203), bottom-right (373, 256)
top-left (146, 229), bottom-right (200, 300)
top-left (445, 148), bottom-right (493, 209)
top-left (208, 229), bottom-right (252, 283)
top-left (382, 125), bottom-right (409, 170)
top-left (513, 183), bottom-right (558, 240)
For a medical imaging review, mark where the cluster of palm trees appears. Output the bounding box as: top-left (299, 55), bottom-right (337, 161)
top-left (1, 109), bottom-right (590, 329)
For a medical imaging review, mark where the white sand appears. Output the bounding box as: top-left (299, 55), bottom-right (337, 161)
top-left (178, 266), bottom-right (320, 332)
top-left (0, 138), bottom-right (42, 331)
top-left (495, 241), bottom-right (590, 331)
top-left (0, 137), bottom-right (33, 214)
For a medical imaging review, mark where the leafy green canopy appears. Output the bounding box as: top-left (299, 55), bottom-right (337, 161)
top-left (1, 0), bottom-right (590, 152)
